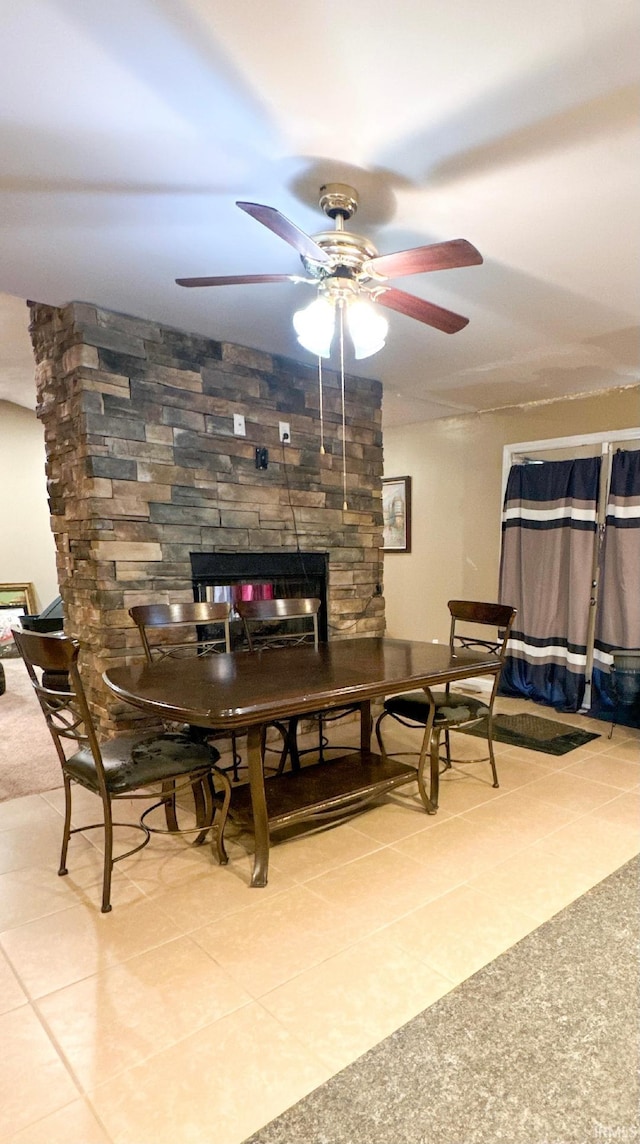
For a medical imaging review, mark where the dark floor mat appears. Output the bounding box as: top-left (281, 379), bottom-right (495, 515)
top-left (458, 712), bottom-right (600, 754)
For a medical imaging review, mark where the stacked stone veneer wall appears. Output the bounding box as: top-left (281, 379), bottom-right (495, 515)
top-left (29, 302), bottom-right (385, 733)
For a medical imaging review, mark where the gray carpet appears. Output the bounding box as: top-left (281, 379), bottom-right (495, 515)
top-left (244, 857), bottom-right (639, 1144)
top-left (0, 657), bottom-right (60, 801)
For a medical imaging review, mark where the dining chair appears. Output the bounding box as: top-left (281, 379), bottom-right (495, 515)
top-left (236, 597), bottom-right (358, 771)
top-left (128, 601), bottom-right (231, 660)
top-left (375, 600), bottom-right (517, 809)
top-left (12, 628), bottom-right (231, 913)
top-left (128, 601), bottom-right (242, 781)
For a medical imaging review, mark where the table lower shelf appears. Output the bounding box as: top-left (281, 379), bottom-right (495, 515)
top-left (230, 750), bottom-right (420, 831)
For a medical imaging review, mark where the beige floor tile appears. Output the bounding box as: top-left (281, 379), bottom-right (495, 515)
top-left (120, 831), bottom-right (226, 896)
top-left (579, 719), bottom-right (618, 737)
top-left (433, 771), bottom-right (506, 814)
top-left (552, 746), bottom-right (609, 768)
top-left (349, 794), bottom-right (453, 844)
top-left (492, 756), bottom-right (568, 791)
top-left (260, 928), bottom-right (451, 1074)
top-left (42, 785), bottom-right (102, 820)
top-left (430, 734), bottom-right (499, 763)
top-left (0, 691), bottom-right (633, 1144)
top-left (562, 753), bottom-right (640, 790)
top-left (88, 1001), bottom-right (330, 1144)
top-left (0, 1006), bottom-right (79, 1138)
top-left (0, 794), bottom-right (64, 834)
top-left (460, 789), bottom-right (582, 845)
top-left (0, 857), bottom-right (144, 932)
top-left (514, 770), bottom-right (622, 814)
top-left (493, 744), bottom-right (568, 768)
top-left (567, 734), bottom-right (616, 756)
top-left (148, 848), bottom-right (296, 932)
top-left (0, 819), bottom-right (95, 876)
top-left (0, 896), bottom-right (182, 999)
top-left (265, 821), bottom-right (383, 882)
top-left (534, 815), bottom-right (640, 877)
top-left (466, 845), bottom-right (605, 924)
top-left (37, 935), bottom-right (251, 1089)
top-left (599, 738), bottom-right (640, 765)
top-left (192, 882), bottom-right (365, 997)
top-left (391, 815), bottom-right (526, 885)
top-left (383, 884), bottom-right (538, 984)
top-left (588, 788), bottom-right (640, 830)
top-left (304, 845), bottom-right (442, 928)
top-left (0, 946), bottom-right (26, 1013)
top-left (4, 1099), bottom-right (112, 1144)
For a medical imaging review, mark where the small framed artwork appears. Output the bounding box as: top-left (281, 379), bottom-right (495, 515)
top-left (382, 476), bottom-right (412, 553)
top-left (0, 583), bottom-right (36, 659)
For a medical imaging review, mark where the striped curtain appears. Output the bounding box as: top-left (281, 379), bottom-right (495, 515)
top-left (499, 457), bottom-right (601, 710)
top-left (590, 449), bottom-right (640, 724)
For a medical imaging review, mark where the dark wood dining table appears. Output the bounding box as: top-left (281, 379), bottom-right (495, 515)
top-left (104, 636), bottom-right (502, 887)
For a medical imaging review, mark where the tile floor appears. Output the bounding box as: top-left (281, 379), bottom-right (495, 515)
top-left (0, 698), bottom-right (638, 1143)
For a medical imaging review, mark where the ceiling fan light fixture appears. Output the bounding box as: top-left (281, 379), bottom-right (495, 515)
top-left (346, 297), bottom-right (388, 359)
top-left (292, 295), bottom-right (335, 358)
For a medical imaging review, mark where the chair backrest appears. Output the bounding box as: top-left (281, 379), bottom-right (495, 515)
top-left (129, 601), bottom-right (231, 663)
top-left (448, 600), bottom-right (516, 661)
top-left (11, 628), bottom-right (107, 790)
top-left (236, 597), bottom-right (320, 652)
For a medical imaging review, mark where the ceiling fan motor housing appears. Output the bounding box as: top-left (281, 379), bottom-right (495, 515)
top-left (302, 230), bottom-right (380, 280)
top-left (318, 183), bottom-right (359, 220)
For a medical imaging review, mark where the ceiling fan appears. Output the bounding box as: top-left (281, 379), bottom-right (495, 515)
top-left (176, 183), bottom-right (483, 359)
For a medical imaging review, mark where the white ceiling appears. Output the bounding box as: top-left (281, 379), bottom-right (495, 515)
top-left (1, 0), bottom-right (638, 426)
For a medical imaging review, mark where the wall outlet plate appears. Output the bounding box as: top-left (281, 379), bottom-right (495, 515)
top-left (279, 421), bottom-right (290, 443)
top-left (233, 413), bottom-right (246, 436)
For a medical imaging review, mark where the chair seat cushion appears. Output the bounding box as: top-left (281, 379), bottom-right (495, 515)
top-left (384, 690), bottom-right (490, 726)
top-left (64, 732), bottom-right (220, 794)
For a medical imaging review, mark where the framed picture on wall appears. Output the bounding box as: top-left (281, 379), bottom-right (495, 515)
top-left (0, 583), bottom-right (36, 659)
top-left (382, 476), bottom-right (412, 553)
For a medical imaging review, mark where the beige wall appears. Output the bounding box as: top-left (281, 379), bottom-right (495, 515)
top-left (382, 386), bottom-right (640, 643)
top-left (0, 400), bottom-right (58, 611)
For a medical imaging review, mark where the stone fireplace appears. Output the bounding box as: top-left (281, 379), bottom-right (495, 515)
top-left (29, 302), bottom-right (385, 732)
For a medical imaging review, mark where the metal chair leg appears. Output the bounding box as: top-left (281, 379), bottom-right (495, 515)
top-left (415, 720), bottom-right (438, 813)
top-left (161, 779), bottom-right (179, 832)
top-left (211, 770), bottom-right (231, 866)
top-left (429, 729), bottom-right (442, 811)
top-left (486, 715), bottom-right (500, 788)
top-left (274, 717), bottom-right (300, 774)
top-left (101, 793), bottom-right (114, 914)
top-left (58, 774), bottom-right (72, 876)
top-left (317, 713), bottom-right (325, 762)
top-left (375, 710), bottom-right (389, 758)
top-left (190, 776), bottom-right (212, 846)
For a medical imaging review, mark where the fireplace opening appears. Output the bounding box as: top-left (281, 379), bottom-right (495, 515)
top-left (190, 551), bottom-right (330, 646)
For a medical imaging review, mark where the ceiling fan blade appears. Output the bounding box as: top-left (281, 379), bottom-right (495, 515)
top-left (236, 201), bottom-right (330, 263)
top-left (365, 239), bottom-right (482, 279)
top-left (376, 287), bottom-right (469, 334)
top-left (176, 273), bottom-right (297, 288)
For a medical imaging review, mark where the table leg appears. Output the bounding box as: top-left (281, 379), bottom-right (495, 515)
top-left (247, 723), bottom-right (270, 887)
top-left (360, 701), bottom-right (372, 755)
